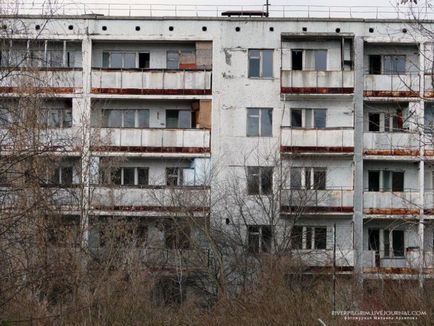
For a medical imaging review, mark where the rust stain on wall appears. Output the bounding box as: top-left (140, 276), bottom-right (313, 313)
top-left (281, 205), bottom-right (354, 213)
top-left (91, 146), bottom-right (210, 153)
top-left (281, 87), bottom-right (354, 94)
top-left (281, 146), bottom-right (354, 154)
top-left (363, 90), bottom-right (419, 97)
top-left (91, 88), bottom-right (212, 95)
top-left (364, 208), bottom-right (419, 215)
top-left (364, 149), bottom-right (419, 156)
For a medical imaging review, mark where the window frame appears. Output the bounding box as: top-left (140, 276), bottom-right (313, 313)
top-left (107, 167), bottom-right (149, 187)
top-left (102, 109), bottom-right (150, 129)
top-left (246, 107), bottom-right (273, 137)
top-left (248, 49), bottom-right (274, 79)
top-left (291, 108), bottom-right (327, 129)
top-left (247, 225), bottom-right (273, 254)
top-left (246, 166), bottom-right (273, 195)
top-left (291, 226), bottom-right (328, 250)
top-left (290, 167), bottom-right (327, 190)
top-left (367, 170), bottom-right (405, 192)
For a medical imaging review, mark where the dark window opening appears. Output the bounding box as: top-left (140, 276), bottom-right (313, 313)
top-left (139, 53), bottom-right (150, 68)
top-left (164, 222), bottom-right (190, 250)
top-left (369, 55), bottom-right (382, 74)
top-left (368, 113), bottom-right (380, 132)
top-left (368, 171), bottom-right (380, 191)
top-left (291, 226), bottom-right (303, 249)
top-left (291, 109), bottom-right (302, 128)
top-left (247, 167), bottom-right (273, 195)
top-left (247, 225), bottom-right (272, 254)
top-left (292, 50), bottom-right (303, 70)
top-left (391, 171), bottom-right (404, 192)
top-left (314, 227), bottom-right (327, 249)
top-left (393, 230), bottom-right (405, 257)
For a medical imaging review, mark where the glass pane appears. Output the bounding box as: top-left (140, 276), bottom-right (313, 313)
top-left (305, 109), bottom-right (313, 128)
top-left (314, 50), bottom-right (327, 71)
top-left (48, 50), bottom-right (63, 67)
top-left (314, 110), bottom-right (326, 128)
top-left (123, 53), bottom-right (136, 69)
top-left (123, 110), bottom-right (135, 128)
top-left (290, 168), bottom-right (302, 189)
top-left (305, 169), bottom-right (312, 189)
top-left (102, 52), bottom-right (110, 68)
top-left (394, 56), bottom-right (406, 74)
top-left (247, 108), bottom-right (259, 136)
top-left (167, 51), bottom-right (179, 69)
top-left (262, 50), bottom-right (273, 77)
top-left (384, 114), bottom-right (391, 132)
top-left (63, 109), bottom-right (72, 128)
top-left (291, 109), bottom-right (302, 128)
top-left (178, 111), bottom-right (192, 129)
top-left (166, 110), bottom-right (179, 128)
top-left (107, 110), bottom-right (122, 128)
top-left (249, 58), bottom-right (260, 78)
top-left (383, 171), bottom-right (391, 192)
top-left (110, 53), bottom-right (122, 68)
top-left (137, 110), bottom-right (150, 128)
top-left (123, 167), bottom-right (135, 186)
top-left (313, 169), bottom-right (326, 190)
top-left (260, 108), bottom-right (272, 137)
top-left (137, 168), bottom-right (148, 186)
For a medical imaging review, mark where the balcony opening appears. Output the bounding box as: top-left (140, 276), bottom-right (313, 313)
top-left (368, 113), bottom-right (380, 131)
top-left (368, 171), bottom-right (380, 191)
top-left (138, 52), bottom-right (150, 69)
top-left (291, 50), bottom-right (302, 70)
top-left (369, 55), bottom-right (382, 74)
top-left (368, 170), bottom-right (404, 192)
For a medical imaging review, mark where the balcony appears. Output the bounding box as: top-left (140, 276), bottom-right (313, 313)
top-left (363, 249), bottom-right (433, 272)
top-left (91, 186), bottom-right (210, 213)
top-left (281, 70), bottom-right (354, 95)
top-left (280, 127), bottom-right (354, 155)
top-left (364, 74), bottom-right (419, 97)
top-left (91, 69), bottom-right (212, 95)
top-left (0, 68), bottom-right (83, 94)
top-left (281, 188), bottom-right (354, 214)
top-left (93, 128), bottom-right (210, 156)
top-left (363, 132), bottom-right (420, 157)
top-left (290, 249), bottom-right (354, 268)
top-left (363, 191), bottom-right (420, 215)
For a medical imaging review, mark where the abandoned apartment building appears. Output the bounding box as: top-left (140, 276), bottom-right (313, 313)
top-left (2, 12), bottom-right (434, 292)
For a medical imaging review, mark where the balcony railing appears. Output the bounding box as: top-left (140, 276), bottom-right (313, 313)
top-left (95, 128), bottom-right (210, 153)
top-left (0, 68), bottom-right (83, 93)
top-left (91, 69), bottom-right (212, 95)
top-left (91, 186), bottom-right (210, 211)
top-left (363, 249), bottom-right (432, 270)
top-left (364, 190), bottom-right (420, 213)
top-left (281, 127), bottom-right (354, 153)
top-left (281, 70), bottom-right (354, 94)
top-left (290, 249), bottom-right (354, 267)
top-left (364, 74), bottom-right (420, 96)
top-left (281, 188), bottom-right (354, 213)
top-left (363, 131), bottom-right (419, 155)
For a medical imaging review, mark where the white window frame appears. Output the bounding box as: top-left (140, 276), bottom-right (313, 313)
top-left (290, 167), bottom-right (327, 190)
top-left (290, 108), bottom-right (327, 129)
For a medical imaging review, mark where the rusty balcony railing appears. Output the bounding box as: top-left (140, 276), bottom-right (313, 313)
top-left (364, 73), bottom-right (420, 97)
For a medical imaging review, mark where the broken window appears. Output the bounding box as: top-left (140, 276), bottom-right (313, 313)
top-left (248, 49), bottom-right (273, 78)
top-left (40, 108), bottom-right (72, 128)
top-left (369, 55), bottom-right (382, 74)
top-left (107, 167), bottom-right (149, 186)
top-left (247, 166), bottom-right (273, 195)
top-left (290, 167), bottom-right (327, 190)
top-left (51, 166), bottom-right (74, 186)
top-left (166, 168), bottom-right (183, 186)
top-left (291, 50), bottom-right (303, 70)
top-left (164, 222), bottom-right (190, 250)
top-left (368, 113), bottom-right (380, 132)
top-left (425, 103), bottom-right (434, 133)
top-left (368, 110), bottom-right (406, 132)
top-left (247, 225), bottom-right (272, 254)
top-left (246, 108), bottom-right (273, 137)
top-left (381, 229), bottom-right (405, 258)
top-left (292, 226), bottom-right (327, 250)
top-left (166, 110), bottom-right (192, 129)
top-left (138, 52), bottom-right (150, 69)
top-left (367, 170), bottom-right (404, 192)
top-left (291, 108), bottom-right (327, 128)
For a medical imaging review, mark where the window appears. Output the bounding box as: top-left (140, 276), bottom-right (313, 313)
top-left (290, 167), bottom-right (326, 190)
top-left (166, 110), bottom-right (192, 129)
top-left (167, 51), bottom-right (180, 69)
top-left (291, 50), bottom-right (303, 70)
top-left (291, 108), bottom-right (327, 128)
top-left (164, 222), bottom-right (190, 249)
top-left (370, 229), bottom-right (405, 258)
top-left (367, 170), bottom-right (404, 192)
top-left (368, 55), bottom-right (406, 75)
top-left (40, 109), bottom-right (72, 128)
top-left (102, 109), bottom-right (149, 128)
top-left (166, 168), bottom-right (183, 186)
top-left (102, 52), bottom-right (137, 69)
top-left (248, 49), bottom-right (273, 78)
top-left (425, 104), bottom-right (434, 133)
top-left (246, 108), bottom-right (273, 137)
top-left (368, 111), bottom-right (405, 132)
top-left (107, 167), bottom-right (149, 186)
top-left (247, 225), bottom-right (272, 254)
top-left (154, 277), bottom-right (186, 306)
top-left (291, 226), bottom-right (327, 250)
top-left (247, 167), bottom-right (273, 195)
top-left (0, 107), bottom-right (10, 127)
top-left (51, 166), bottom-right (73, 185)
top-left (138, 52), bottom-right (150, 69)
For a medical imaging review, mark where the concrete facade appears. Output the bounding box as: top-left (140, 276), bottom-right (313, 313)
top-left (2, 14), bottom-right (434, 280)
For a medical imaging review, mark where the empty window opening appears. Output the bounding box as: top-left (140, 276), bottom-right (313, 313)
top-left (367, 170), bottom-right (404, 192)
top-left (138, 52), bottom-right (150, 68)
top-left (291, 226), bottom-right (327, 250)
top-left (51, 166), bottom-right (74, 185)
top-left (164, 222), bottom-right (190, 249)
top-left (290, 167), bottom-right (327, 190)
top-left (291, 50), bottom-right (303, 70)
top-left (246, 108), bottom-right (273, 137)
top-left (369, 55), bottom-right (382, 74)
top-left (166, 110), bottom-right (192, 129)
